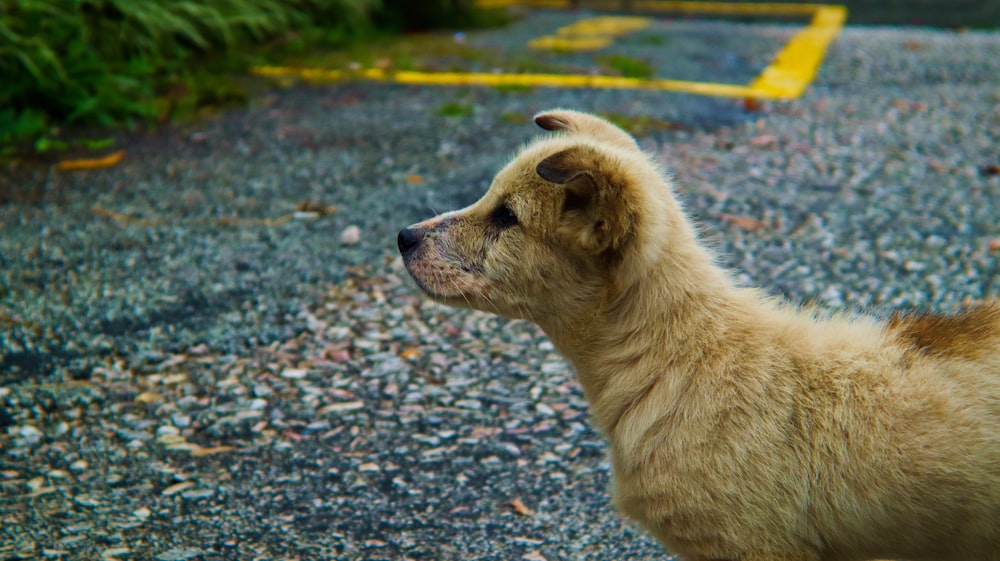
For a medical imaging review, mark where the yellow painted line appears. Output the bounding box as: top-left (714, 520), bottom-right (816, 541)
top-left (252, 2), bottom-right (847, 100)
top-left (531, 15), bottom-right (650, 51)
top-left (749, 5), bottom-right (847, 98)
top-left (479, 0), bottom-right (823, 14)
top-left (528, 36), bottom-right (613, 50)
top-left (557, 16), bottom-right (651, 36)
top-left (252, 65), bottom-right (759, 96)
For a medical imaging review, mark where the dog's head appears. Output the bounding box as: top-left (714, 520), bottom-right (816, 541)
top-left (398, 109), bottom-right (687, 323)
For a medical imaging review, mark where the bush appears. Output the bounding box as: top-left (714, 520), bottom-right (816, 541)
top-left (0, 0), bottom-right (378, 143)
top-left (374, 0), bottom-right (509, 31)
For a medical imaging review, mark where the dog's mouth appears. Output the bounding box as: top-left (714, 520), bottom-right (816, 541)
top-left (402, 253), bottom-right (491, 308)
top-left (404, 266), bottom-right (450, 301)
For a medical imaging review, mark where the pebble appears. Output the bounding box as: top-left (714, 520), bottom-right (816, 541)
top-left (455, 399), bottom-right (483, 410)
top-left (340, 225), bottom-right (362, 245)
top-left (155, 548), bottom-right (204, 561)
top-left (181, 489), bottom-right (216, 500)
top-left (280, 368), bottom-right (308, 379)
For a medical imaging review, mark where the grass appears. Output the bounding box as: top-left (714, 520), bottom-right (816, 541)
top-left (596, 54), bottom-right (654, 79)
top-left (630, 33), bottom-right (670, 46)
top-left (437, 101), bottom-right (475, 117)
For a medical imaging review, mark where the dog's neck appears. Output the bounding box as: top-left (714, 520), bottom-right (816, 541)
top-left (537, 237), bottom-right (746, 435)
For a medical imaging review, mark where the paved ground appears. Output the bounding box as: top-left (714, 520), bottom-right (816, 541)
top-left (2, 7), bottom-right (999, 561)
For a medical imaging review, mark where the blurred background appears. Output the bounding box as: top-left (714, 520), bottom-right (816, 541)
top-left (2, 0), bottom-right (998, 153)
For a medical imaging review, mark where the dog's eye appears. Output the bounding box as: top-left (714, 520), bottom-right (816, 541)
top-left (491, 204), bottom-right (518, 229)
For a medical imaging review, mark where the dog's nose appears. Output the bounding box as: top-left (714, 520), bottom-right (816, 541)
top-left (397, 228), bottom-right (420, 255)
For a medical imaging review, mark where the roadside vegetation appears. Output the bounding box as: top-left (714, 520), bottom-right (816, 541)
top-left (0, 0), bottom-right (506, 150)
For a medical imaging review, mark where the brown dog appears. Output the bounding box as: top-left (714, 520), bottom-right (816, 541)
top-left (398, 109), bottom-right (1000, 561)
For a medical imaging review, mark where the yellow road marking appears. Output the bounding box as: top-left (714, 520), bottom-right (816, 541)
top-left (251, 2), bottom-right (847, 100)
top-left (528, 36), bottom-right (613, 50)
top-left (749, 5), bottom-right (846, 98)
top-left (557, 16), bottom-right (651, 36)
top-left (529, 15), bottom-right (650, 51)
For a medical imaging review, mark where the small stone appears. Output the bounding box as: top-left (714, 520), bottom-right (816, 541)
top-left (319, 401), bottom-right (364, 414)
top-left (280, 368), bottom-right (308, 379)
top-left (498, 442), bottom-right (521, 456)
top-left (181, 489), bottom-right (216, 500)
top-left (156, 425), bottom-right (179, 437)
top-left (535, 403), bottom-right (556, 417)
top-left (455, 399), bottom-right (482, 410)
top-left (133, 507), bottom-right (152, 520)
top-left (16, 425), bottom-right (43, 445)
top-left (358, 462), bottom-right (380, 473)
top-left (155, 548), bottom-right (204, 561)
top-left (102, 548), bottom-right (131, 560)
top-left (74, 495), bottom-right (100, 508)
top-left (340, 225), bottom-right (362, 245)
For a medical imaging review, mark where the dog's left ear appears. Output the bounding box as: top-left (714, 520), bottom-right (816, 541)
top-left (534, 109), bottom-right (639, 151)
top-left (536, 146), bottom-right (635, 254)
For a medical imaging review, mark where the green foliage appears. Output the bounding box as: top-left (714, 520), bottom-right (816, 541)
top-left (597, 54), bottom-right (654, 79)
top-left (0, 0), bottom-right (380, 145)
top-left (630, 33), bottom-right (670, 46)
top-left (437, 101), bottom-right (474, 117)
top-left (375, 0), bottom-right (511, 31)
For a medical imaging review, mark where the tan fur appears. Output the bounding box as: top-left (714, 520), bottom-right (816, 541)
top-left (398, 109), bottom-right (1000, 561)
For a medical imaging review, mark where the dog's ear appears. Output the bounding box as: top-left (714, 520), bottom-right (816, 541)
top-left (534, 109), bottom-right (639, 151)
top-left (536, 146), bottom-right (634, 254)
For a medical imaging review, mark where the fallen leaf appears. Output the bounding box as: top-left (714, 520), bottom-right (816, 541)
top-left (980, 164), bottom-right (1000, 176)
top-left (188, 446), bottom-right (236, 457)
top-left (719, 213), bottom-right (768, 232)
top-left (295, 200), bottom-right (337, 215)
top-left (927, 160), bottom-right (947, 173)
top-left (748, 134), bottom-right (778, 147)
top-left (134, 392), bottom-right (160, 404)
top-left (903, 40), bottom-right (923, 51)
top-left (988, 238), bottom-right (1000, 252)
top-left (400, 348), bottom-right (422, 360)
top-left (162, 481), bottom-right (195, 496)
top-left (406, 174), bottom-right (424, 184)
top-left (742, 97), bottom-right (763, 112)
top-left (57, 150), bottom-right (126, 171)
top-left (509, 498), bottom-right (534, 516)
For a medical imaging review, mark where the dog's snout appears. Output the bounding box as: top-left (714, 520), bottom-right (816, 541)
top-left (397, 227), bottom-right (421, 255)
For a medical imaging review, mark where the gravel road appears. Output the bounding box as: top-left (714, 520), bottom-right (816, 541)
top-left (2, 9), bottom-right (999, 561)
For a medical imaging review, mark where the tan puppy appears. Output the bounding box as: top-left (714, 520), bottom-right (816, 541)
top-left (397, 109), bottom-right (1000, 561)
